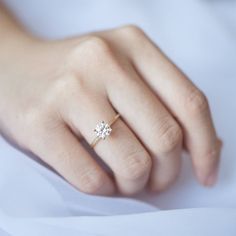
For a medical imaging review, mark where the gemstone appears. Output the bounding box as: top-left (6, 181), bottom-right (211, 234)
top-left (94, 121), bottom-right (112, 139)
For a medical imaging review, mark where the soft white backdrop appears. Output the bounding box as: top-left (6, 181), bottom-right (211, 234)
top-left (0, 0), bottom-right (236, 235)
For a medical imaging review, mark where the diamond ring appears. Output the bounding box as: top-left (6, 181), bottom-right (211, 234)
top-left (91, 114), bottom-right (120, 148)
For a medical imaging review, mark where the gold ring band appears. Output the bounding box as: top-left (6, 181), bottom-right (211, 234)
top-left (91, 114), bottom-right (120, 148)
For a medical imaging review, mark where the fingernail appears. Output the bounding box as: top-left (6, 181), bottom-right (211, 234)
top-left (196, 160), bottom-right (219, 187)
top-left (205, 168), bottom-right (218, 187)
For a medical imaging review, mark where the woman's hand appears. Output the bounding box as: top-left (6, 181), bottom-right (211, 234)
top-left (0, 23), bottom-right (222, 195)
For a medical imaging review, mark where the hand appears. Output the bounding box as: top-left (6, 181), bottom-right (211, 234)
top-left (0, 25), bottom-right (222, 195)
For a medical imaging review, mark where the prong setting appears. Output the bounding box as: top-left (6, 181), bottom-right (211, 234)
top-left (94, 121), bottom-right (112, 139)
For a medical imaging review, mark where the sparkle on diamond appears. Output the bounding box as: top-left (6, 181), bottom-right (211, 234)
top-left (94, 121), bottom-right (112, 139)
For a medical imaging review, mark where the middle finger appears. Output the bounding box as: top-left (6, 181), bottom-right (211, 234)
top-left (106, 67), bottom-right (183, 191)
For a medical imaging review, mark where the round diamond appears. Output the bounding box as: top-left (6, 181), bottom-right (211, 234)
top-left (94, 121), bottom-right (112, 139)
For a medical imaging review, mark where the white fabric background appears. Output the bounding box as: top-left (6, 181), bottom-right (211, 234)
top-left (0, 0), bottom-right (236, 235)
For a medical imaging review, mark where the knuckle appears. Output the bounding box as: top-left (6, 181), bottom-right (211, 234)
top-left (185, 88), bottom-right (209, 115)
top-left (79, 168), bottom-right (105, 194)
top-left (115, 24), bottom-right (148, 51)
top-left (80, 36), bottom-right (111, 57)
top-left (120, 149), bottom-right (151, 180)
top-left (158, 120), bottom-right (182, 154)
top-left (66, 36), bottom-right (112, 70)
top-left (119, 24), bottom-right (145, 37)
top-left (68, 36), bottom-right (115, 76)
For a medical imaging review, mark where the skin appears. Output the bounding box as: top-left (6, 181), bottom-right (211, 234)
top-left (0, 4), bottom-right (222, 195)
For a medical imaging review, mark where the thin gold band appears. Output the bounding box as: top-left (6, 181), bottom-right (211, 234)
top-left (91, 113), bottom-right (120, 148)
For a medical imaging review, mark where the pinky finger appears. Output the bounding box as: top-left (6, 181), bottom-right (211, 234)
top-left (32, 123), bottom-right (115, 195)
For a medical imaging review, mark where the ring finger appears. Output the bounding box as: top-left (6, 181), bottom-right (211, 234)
top-left (63, 91), bottom-right (152, 195)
